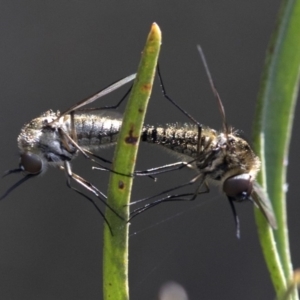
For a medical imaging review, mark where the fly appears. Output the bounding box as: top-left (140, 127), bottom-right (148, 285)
top-left (130, 46), bottom-right (277, 238)
top-left (2, 73), bottom-right (136, 233)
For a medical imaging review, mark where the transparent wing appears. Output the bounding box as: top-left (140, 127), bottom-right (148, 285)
top-left (59, 73), bottom-right (136, 117)
top-left (251, 181), bottom-right (277, 229)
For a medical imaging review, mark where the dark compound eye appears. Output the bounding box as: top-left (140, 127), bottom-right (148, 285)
top-left (223, 174), bottom-right (253, 202)
top-left (20, 153), bottom-right (42, 175)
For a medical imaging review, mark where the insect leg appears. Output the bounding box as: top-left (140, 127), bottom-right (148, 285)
top-left (130, 173), bottom-right (204, 206)
top-left (133, 160), bottom-right (195, 177)
top-left (83, 149), bottom-right (112, 164)
top-left (130, 193), bottom-right (198, 219)
top-left (157, 63), bottom-right (203, 155)
top-left (63, 165), bottom-right (124, 220)
top-left (129, 176), bottom-right (209, 220)
top-left (63, 162), bottom-right (124, 234)
top-left (157, 64), bottom-right (201, 128)
top-left (196, 45), bottom-right (229, 135)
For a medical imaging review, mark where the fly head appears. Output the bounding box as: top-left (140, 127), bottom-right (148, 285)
top-left (19, 153), bottom-right (43, 175)
top-left (1, 152), bottom-right (44, 200)
top-left (223, 173), bottom-right (253, 202)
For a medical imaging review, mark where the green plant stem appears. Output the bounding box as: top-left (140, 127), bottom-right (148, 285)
top-left (103, 23), bottom-right (161, 300)
top-left (253, 0), bottom-right (300, 298)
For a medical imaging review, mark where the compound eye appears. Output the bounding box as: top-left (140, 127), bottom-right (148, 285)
top-left (20, 153), bottom-right (42, 175)
top-left (223, 174), bottom-right (253, 201)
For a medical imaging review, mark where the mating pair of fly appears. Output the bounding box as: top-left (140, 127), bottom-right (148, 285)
top-left (2, 46), bottom-right (277, 238)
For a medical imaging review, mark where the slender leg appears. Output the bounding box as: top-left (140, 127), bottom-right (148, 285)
top-left (63, 162), bottom-right (125, 235)
top-left (133, 160), bottom-right (195, 177)
top-left (157, 64), bottom-right (202, 128)
top-left (129, 177), bottom-right (209, 220)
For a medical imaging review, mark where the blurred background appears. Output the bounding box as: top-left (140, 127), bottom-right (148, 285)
top-left (0, 1), bottom-right (299, 299)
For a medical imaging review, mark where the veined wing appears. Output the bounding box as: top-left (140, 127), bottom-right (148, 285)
top-left (251, 181), bottom-right (277, 229)
top-left (59, 73), bottom-right (136, 117)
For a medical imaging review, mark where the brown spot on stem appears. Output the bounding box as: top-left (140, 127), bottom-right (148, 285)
top-left (118, 180), bottom-right (125, 189)
top-left (125, 125), bottom-right (139, 144)
top-left (141, 83), bottom-right (152, 92)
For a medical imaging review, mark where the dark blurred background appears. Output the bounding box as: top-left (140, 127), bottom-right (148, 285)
top-left (0, 1), bottom-right (299, 299)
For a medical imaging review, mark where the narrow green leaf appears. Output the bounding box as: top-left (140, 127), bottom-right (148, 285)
top-left (253, 0), bottom-right (300, 298)
top-left (103, 23), bottom-right (161, 300)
